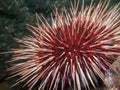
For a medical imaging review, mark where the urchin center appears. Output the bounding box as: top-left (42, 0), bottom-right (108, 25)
top-left (65, 43), bottom-right (91, 53)
top-left (61, 43), bottom-right (89, 59)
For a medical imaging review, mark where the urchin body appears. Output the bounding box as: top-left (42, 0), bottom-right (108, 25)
top-left (8, 0), bottom-right (120, 90)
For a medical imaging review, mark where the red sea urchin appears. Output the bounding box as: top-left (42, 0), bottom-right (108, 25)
top-left (7, 0), bottom-right (120, 90)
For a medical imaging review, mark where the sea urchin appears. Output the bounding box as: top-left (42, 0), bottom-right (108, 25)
top-left (7, 0), bottom-right (120, 90)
